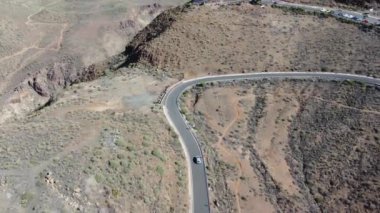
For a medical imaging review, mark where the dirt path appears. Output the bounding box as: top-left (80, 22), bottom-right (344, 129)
top-left (313, 97), bottom-right (380, 115)
top-left (0, 120), bottom-right (102, 202)
top-left (215, 98), bottom-right (242, 212)
top-left (0, 46), bottom-right (52, 101)
top-left (213, 95), bottom-right (254, 213)
top-left (25, 8), bottom-right (68, 51)
top-left (0, 45), bottom-right (37, 63)
top-left (0, 6), bottom-right (68, 64)
top-left (55, 23), bottom-right (68, 50)
top-left (0, 6), bottom-right (69, 99)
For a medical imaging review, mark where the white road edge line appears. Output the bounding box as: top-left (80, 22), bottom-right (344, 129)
top-left (163, 71), bottom-right (380, 213)
top-left (162, 105), bottom-right (194, 213)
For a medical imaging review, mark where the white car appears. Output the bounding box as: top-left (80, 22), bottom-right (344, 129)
top-left (193, 156), bottom-right (203, 164)
top-left (343, 14), bottom-right (354, 19)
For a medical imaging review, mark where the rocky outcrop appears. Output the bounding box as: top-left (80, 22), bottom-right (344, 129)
top-left (26, 57), bottom-right (107, 99)
top-left (0, 2), bottom-right (167, 123)
top-left (121, 5), bottom-right (185, 67)
top-left (0, 56), bottom-right (111, 123)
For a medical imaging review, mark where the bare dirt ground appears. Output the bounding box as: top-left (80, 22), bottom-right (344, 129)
top-left (0, 0), bottom-right (188, 123)
top-left (1, 1), bottom-right (379, 212)
top-left (0, 69), bottom-right (188, 212)
top-left (0, 2), bottom-right (191, 207)
top-left (180, 80), bottom-right (380, 212)
top-left (122, 3), bottom-right (380, 79)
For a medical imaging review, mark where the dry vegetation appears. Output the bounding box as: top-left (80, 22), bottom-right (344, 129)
top-left (0, 70), bottom-right (188, 212)
top-left (180, 79), bottom-right (380, 212)
top-left (122, 3), bottom-right (380, 79)
top-left (0, 0), bottom-right (179, 123)
top-left (1, 1), bottom-right (379, 212)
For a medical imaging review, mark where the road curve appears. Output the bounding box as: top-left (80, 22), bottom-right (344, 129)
top-left (162, 72), bottom-right (380, 213)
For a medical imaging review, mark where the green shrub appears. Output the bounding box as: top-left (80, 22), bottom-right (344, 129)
top-left (115, 139), bottom-right (126, 147)
top-left (112, 188), bottom-right (120, 198)
top-left (151, 149), bottom-right (165, 162)
top-left (142, 141), bottom-right (150, 147)
top-left (117, 153), bottom-right (125, 159)
top-left (156, 166), bottom-right (164, 176)
top-left (20, 192), bottom-right (34, 207)
top-left (108, 160), bottom-right (119, 170)
top-left (126, 146), bottom-right (135, 152)
top-left (95, 173), bottom-right (104, 183)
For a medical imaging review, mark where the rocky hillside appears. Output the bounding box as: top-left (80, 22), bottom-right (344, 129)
top-left (121, 6), bottom-right (185, 71)
top-left (0, 54), bottom-right (115, 123)
top-left (0, 4), bottom-right (164, 123)
top-left (181, 80), bottom-right (380, 212)
top-left (121, 3), bottom-right (380, 79)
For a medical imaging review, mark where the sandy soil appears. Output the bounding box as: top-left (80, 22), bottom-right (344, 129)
top-left (181, 80), bottom-right (380, 212)
top-left (0, 69), bottom-right (187, 212)
top-left (0, 0), bottom-right (187, 122)
top-left (123, 3), bottom-right (380, 79)
top-left (1, 1), bottom-right (379, 212)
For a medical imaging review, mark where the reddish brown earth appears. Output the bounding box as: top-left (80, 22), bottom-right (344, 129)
top-left (181, 80), bottom-right (380, 212)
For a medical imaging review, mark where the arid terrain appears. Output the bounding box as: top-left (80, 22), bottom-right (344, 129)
top-left (180, 79), bottom-right (380, 212)
top-left (2, 2), bottom-right (379, 120)
top-left (1, 0), bottom-right (380, 212)
top-left (0, 69), bottom-right (188, 212)
top-left (0, 0), bottom-right (190, 212)
top-left (122, 3), bottom-right (380, 79)
top-left (0, 0), bottom-right (185, 122)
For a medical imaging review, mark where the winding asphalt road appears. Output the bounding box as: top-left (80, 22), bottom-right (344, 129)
top-left (162, 72), bottom-right (380, 213)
